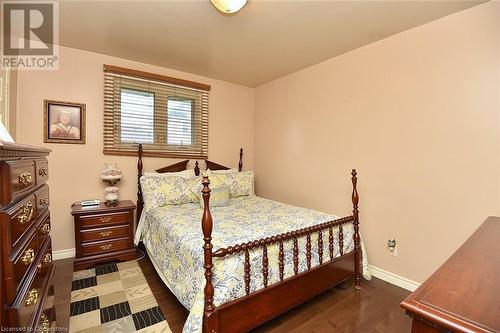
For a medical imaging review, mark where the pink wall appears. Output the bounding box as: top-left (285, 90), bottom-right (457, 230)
top-left (254, 2), bottom-right (500, 283)
top-left (14, 2), bottom-right (500, 284)
top-left (16, 46), bottom-right (255, 253)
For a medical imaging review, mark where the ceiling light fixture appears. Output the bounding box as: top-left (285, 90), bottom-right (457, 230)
top-left (210, 0), bottom-right (247, 14)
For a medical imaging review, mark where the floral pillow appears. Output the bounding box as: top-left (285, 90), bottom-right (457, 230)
top-left (198, 186), bottom-right (230, 209)
top-left (144, 169), bottom-right (195, 178)
top-left (206, 170), bottom-right (254, 197)
top-left (140, 175), bottom-right (199, 210)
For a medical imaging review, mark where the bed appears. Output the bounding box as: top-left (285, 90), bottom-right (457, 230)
top-left (134, 144), bottom-right (366, 333)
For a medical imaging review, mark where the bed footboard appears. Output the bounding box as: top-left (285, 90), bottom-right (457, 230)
top-left (201, 170), bottom-right (361, 333)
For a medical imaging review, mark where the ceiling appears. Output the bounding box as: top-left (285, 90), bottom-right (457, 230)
top-left (59, 0), bottom-right (484, 87)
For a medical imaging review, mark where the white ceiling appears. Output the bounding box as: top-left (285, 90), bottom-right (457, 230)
top-left (59, 0), bottom-right (484, 87)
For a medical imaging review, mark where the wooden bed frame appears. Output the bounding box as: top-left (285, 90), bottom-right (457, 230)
top-left (136, 144), bottom-right (361, 333)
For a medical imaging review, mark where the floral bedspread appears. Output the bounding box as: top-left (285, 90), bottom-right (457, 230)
top-left (136, 195), bottom-right (370, 333)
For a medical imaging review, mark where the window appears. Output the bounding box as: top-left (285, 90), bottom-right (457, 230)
top-left (103, 65), bottom-right (210, 158)
top-left (167, 97), bottom-right (193, 145)
top-left (120, 89), bottom-right (154, 144)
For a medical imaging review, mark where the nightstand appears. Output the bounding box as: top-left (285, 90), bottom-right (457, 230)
top-left (71, 200), bottom-right (136, 270)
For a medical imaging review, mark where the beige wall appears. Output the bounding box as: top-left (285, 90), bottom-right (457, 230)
top-left (15, 2), bottom-right (499, 283)
top-left (16, 46), bottom-right (255, 252)
top-left (254, 2), bottom-right (500, 283)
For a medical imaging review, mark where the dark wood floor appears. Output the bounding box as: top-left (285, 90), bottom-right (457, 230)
top-left (53, 253), bottom-right (412, 332)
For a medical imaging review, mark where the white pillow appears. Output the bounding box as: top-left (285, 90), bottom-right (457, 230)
top-left (144, 169), bottom-right (195, 178)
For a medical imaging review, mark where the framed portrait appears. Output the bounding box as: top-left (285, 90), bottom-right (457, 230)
top-left (44, 100), bottom-right (86, 144)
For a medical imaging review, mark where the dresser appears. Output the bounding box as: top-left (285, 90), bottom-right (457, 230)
top-left (0, 142), bottom-right (55, 332)
top-left (71, 200), bottom-right (136, 270)
top-left (401, 217), bottom-right (500, 333)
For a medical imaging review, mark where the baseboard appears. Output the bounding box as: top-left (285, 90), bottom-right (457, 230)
top-left (52, 250), bottom-right (420, 291)
top-left (368, 265), bottom-right (420, 292)
top-left (53, 248), bottom-right (75, 260)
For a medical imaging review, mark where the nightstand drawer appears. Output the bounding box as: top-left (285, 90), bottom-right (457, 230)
top-left (80, 211), bottom-right (129, 229)
top-left (80, 225), bottom-right (130, 243)
top-left (81, 238), bottom-right (130, 256)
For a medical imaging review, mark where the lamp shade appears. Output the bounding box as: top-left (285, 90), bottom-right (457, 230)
top-left (210, 0), bottom-right (247, 14)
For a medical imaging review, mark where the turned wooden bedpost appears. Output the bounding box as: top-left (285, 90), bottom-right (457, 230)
top-left (136, 144), bottom-right (144, 223)
top-left (351, 169), bottom-right (361, 289)
top-left (194, 161), bottom-right (200, 176)
top-left (238, 148), bottom-right (243, 172)
top-left (202, 177), bottom-right (217, 332)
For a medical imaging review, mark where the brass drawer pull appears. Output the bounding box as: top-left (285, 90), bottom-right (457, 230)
top-left (98, 216), bottom-right (112, 223)
top-left (17, 202), bottom-right (34, 224)
top-left (40, 313), bottom-right (50, 333)
top-left (99, 230), bottom-right (112, 237)
top-left (25, 288), bottom-right (38, 306)
top-left (21, 248), bottom-right (35, 265)
top-left (41, 223), bottom-right (51, 234)
top-left (19, 171), bottom-right (33, 186)
top-left (39, 167), bottom-right (48, 177)
top-left (100, 244), bottom-right (112, 250)
top-left (43, 253), bottom-right (52, 264)
top-left (39, 196), bottom-right (49, 206)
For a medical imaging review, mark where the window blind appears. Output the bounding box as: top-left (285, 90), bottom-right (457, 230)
top-left (103, 65), bottom-right (210, 158)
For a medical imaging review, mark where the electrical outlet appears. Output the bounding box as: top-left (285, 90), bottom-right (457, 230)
top-left (388, 239), bottom-right (398, 257)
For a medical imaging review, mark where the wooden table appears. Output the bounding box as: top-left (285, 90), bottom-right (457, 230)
top-left (401, 217), bottom-right (500, 333)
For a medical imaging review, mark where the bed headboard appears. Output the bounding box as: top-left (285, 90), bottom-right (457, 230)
top-left (136, 145), bottom-right (243, 222)
top-left (205, 148), bottom-right (243, 172)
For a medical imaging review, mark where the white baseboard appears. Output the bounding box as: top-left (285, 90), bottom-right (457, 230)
top-left (51, 249), bottom-right (420, 291)
top-left (368, 264), bottom-right (420, 292)
top-left (52, 248), bottom-right (75, 260)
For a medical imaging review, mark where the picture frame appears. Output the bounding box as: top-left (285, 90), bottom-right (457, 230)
top-left (44, 99), bottom-right (86, 144)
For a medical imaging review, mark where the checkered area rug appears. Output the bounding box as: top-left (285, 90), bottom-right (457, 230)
top-left (69, 261), bottom-right (171, 333)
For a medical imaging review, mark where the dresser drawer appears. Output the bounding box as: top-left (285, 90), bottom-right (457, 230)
top-left (34, 238), bottom-right (53, 289)
top-left (34, 185), bottom-right (50, 215)
top-left (81, 224), bottom-right (130, 243)
top-left (12, 233), bottom-right (39, 296)
top-left (10, 249), bottom-right (54, 329)
top-left (81, 237), bottom-right (130, 256)
top-left (8, 194), bottom-right (37, 248)
top-left (34, 158), bottom-right (49, 186)
top-left (37, 213), bottom-right (51, 245)
top-left (0, 159), bottom-right (36, 205)
top-left (80, 211), bottom-right (130, 229)
top-left (34, 304), bottom-right (55, 333)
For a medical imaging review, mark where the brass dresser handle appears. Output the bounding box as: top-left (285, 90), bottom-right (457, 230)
top-left (18, 171), bottom-right (33, 186)
top-left (39, 167), bottom-right (48, 177)
top-left (17, 202), bottom-right (34, 224)
top-left (99, 230), bottom-right (112, 237)
top-left (41, 223), bottom-right (51, 234)
top-left (98, 216), bottom-right (112, 223)
top-left (100, 244), bottom-right (112, 250)
top-left (25, 288), bottom-right (38, 306)
top-left (21, 248), bottom-right (35, 265)
top-left (39, 196), bottom-right (49, 205)
top-left (43, 253), bottom-right (52, 264)
top-left (40, 313), bottom-right (50, 333)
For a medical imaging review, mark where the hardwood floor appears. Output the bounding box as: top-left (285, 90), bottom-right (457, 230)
top-left (53, 253), bottom-right (412, 332)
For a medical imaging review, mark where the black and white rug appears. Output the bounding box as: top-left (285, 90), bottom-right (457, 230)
top-left (69, 260), bottom-right (171, 333)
